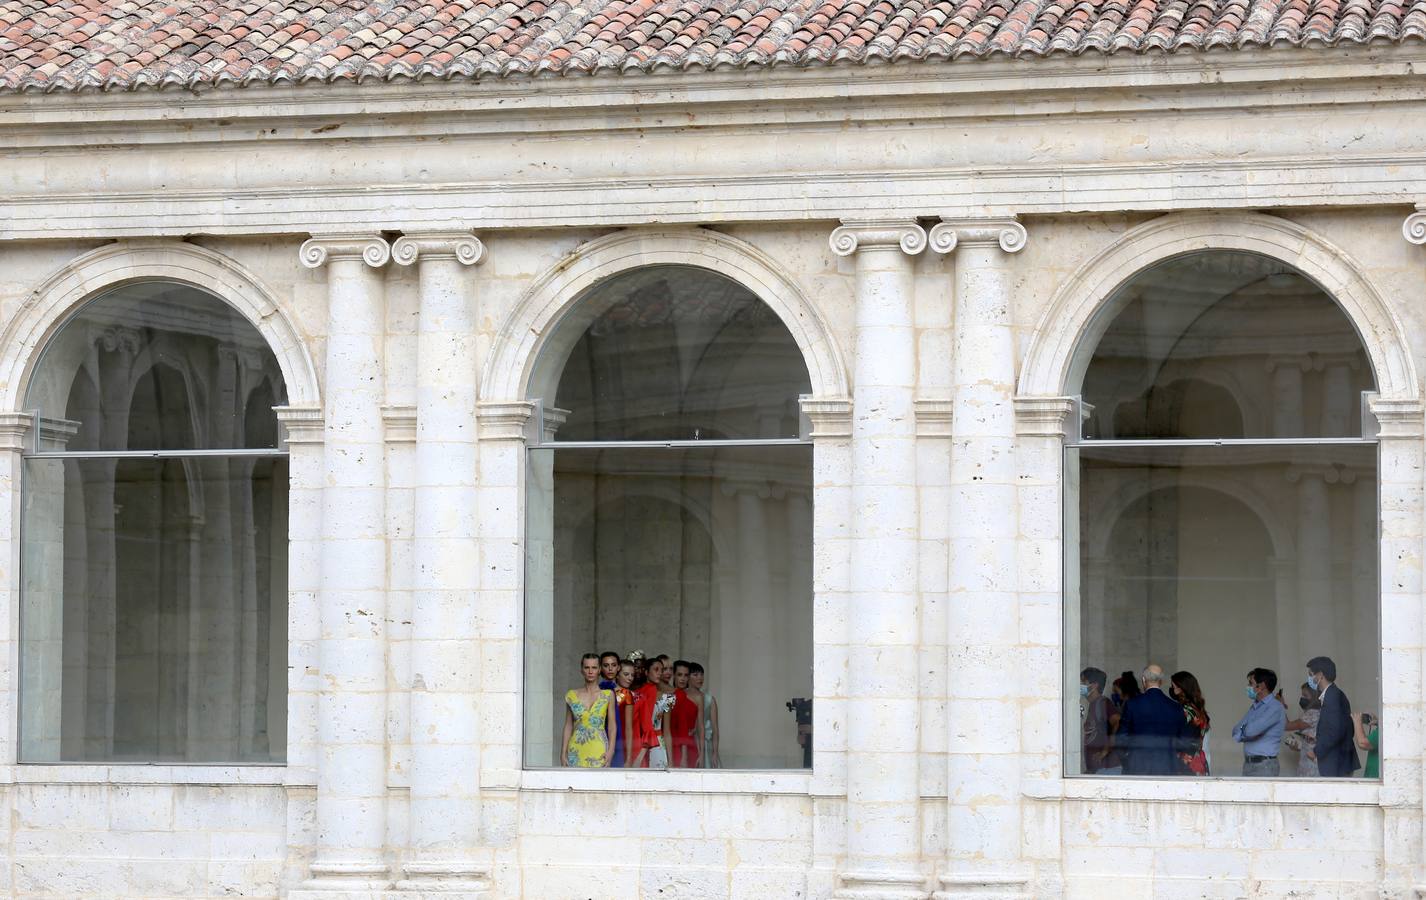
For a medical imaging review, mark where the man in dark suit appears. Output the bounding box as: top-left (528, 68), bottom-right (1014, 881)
top-left (1117, 664), bottom-right (1193, 776)
top-left (1308, 655), bottom-right (1361, 777)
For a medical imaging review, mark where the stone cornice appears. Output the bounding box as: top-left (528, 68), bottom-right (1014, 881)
top-left (298, 233), bottom-right (391, 269)
top-left (1404, 207), bottom-right (1426, 246)
top-left (0, 412), bottom-right (32, 452)
top-left (1285, 464), bottom-right (1350, 484)
top-left (799, 396), bottom-right (853, 439)
top-left (382, 404), bottom-right (418, 444)
top-left (1368, 394), bottom-right (1425, 440)
top-left (392, 231), bottom-right (485, 266)
top-left (929, 217), bottom-right (1027, 254)
top-left (2, 45), bottom-right (1423, 127)
top-left (1013, 396), bottom-right (1078, 438)
top-left (913, 399), bottom-right (955, 437)
top-left (274, 405), bottom-right (325, 445)
top-left (9, 161), bottom-right (1426, 240)
top-left (829, 219), bottom-right (927, 257)
top-left (476, 401), bottom-right (536, 441)
top-left (0, 413), bottom-right (83, 452)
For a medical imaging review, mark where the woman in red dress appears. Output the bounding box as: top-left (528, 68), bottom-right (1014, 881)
top-left (630, 656), bottom-right (664, 767)
top-left (668, 660), bottom-right (703, 768)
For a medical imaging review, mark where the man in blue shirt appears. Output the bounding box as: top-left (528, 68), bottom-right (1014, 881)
top-left (1232, 667), bottom-right (1287, 776)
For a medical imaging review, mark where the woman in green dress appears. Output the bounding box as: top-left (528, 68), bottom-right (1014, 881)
top-left (1352, 711), bottom-right (1380, 778)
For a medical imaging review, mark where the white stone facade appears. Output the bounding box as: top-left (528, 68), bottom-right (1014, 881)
top-left (0, 44), bottom-right (1424, 900)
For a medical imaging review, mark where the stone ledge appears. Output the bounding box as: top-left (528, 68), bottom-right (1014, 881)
top-left (9, 763), bottom-right (290, 786)
top-left (1035, 776), bottom-right (1382, 806)
top-left (520, 767), bottom-right (812, 795)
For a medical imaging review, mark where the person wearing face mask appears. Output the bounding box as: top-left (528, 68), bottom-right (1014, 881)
top-left (1232, 667), bottom-right (1286, 776)
top-left (1307, 656), bottom-right (1360, 777)
top-left (1080, 667), bottom-right (1122, 774)
top-left (1282, 681), bottom-right (1322, 777)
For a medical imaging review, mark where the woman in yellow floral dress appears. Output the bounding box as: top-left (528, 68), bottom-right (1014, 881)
top-left (562, 653), bottom-right (615, 767)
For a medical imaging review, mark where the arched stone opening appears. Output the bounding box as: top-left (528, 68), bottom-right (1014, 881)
top-left (1064, 231), bottom-right (1388, 780)
top-left (18, 280), bottom-right (290, 764)
top-left (521, 256), bottom-right (816, 771)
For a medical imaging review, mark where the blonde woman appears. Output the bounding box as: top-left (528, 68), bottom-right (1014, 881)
top-left (562, 653), bottom-right (615, 767)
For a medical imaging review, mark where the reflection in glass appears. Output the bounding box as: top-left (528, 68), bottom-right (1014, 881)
top-left (1082, 252), bottom-right (1372, 440)
top-left (1067, 443), bottom-right (1378, 777)
top-left (19, 282), bottom-right (289, 764)
top-left (24, 282), bottom-right (287, 451)
top-left (542, 265), bottom-right (811, 441)
top-left (524, 445), bottom-right (813, 769)
top-left (21, 457), bottom-right (288, 762)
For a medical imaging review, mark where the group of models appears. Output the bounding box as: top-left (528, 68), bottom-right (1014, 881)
top-left (562, 650), bottom-right (721, 768)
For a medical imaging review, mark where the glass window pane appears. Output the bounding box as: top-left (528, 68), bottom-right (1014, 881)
top-left (524, 444), bottom-right (813, 769)
top-left (1066, 442), bottom-right (1378, 778)
top-left (1082, 252), bottom-right (1374, 439)
top-left (24, 283), bottom-right (288, 451)
top-left (542, 266), bottom-right (812, 441)
top-left (20, 456), bottom-right (289, 763)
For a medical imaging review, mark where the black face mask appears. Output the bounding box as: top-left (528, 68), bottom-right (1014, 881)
top-left (1299, 698), bottom-right (1312, 710)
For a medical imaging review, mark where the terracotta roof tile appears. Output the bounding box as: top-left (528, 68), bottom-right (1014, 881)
top-left (1, 0), bottom-right (1423, 92)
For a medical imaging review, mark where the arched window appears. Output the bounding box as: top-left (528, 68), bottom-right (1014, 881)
top-left (1068, 251), bottom-right (1378, 779)
top-left (523, 265), bottom-right (814, 770)
top-left (19, 282), bottom-right (288, 763)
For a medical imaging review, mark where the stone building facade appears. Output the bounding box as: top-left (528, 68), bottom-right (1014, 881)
top-left (3, 2), bottom-right (1426, 898)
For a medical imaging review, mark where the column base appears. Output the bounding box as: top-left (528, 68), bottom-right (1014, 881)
top-left (393, 860), bottom-right (492, 897)
top-left (832, 871), bottom-right (930, 900)
top-left (288, 861), bottom-right (391, 899)
top-left (930, 873), bottom-right (1032, 900)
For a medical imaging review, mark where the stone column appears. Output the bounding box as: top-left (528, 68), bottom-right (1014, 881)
top-left (275, 405), bottom-right (326, 783)
top-left (1320, 357), bottom-right (1357, 436)
top-left (473, 401), bottom-right (538, 819)
top-left (1268, 357), bottom-right (1307, 437)
top-left (800, 396), bottom-right (854, 899)
top-left (1366, 391), bottom-right (1425, 892)
top-left (297, 234), bottom-right (393, 893)
top-left (718, 478), bottom-right (780, 766)
top-left (1288, 466), bottom-right (1336, 665)
top-left (13, 416), bottom-right (79, 762)
top-left (931, 218), bottom-right (1031, 900)
top-left (523, 408), bottom-right (566, 769)
top-left (1268, 556), bottom-right (1299, 689)
top-left (391, 232), bottom-right (491, 895)
top-left (1012, 396), bottom-right (1075, 891)
top-left (828, 219), bottom-right (927, 899)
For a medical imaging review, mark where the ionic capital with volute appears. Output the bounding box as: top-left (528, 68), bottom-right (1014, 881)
top-left (1403, 206), bottom-right (1426, 245)
top-left (298, 233), bottom-right (391, 269)
top-left (829, 219), bottom-right (927, 256)
top-left (929, 216), bottom-right (1028, 254)
top-left (392, 231), bottom-right (486, 266)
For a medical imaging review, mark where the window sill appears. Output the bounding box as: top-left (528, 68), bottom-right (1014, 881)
top-left (8, 763), bottom-right (291, 786)
top-left (1032, 776), bottom-right (1382, 806)
top-left (521, 768), bottom-right (811, 794)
